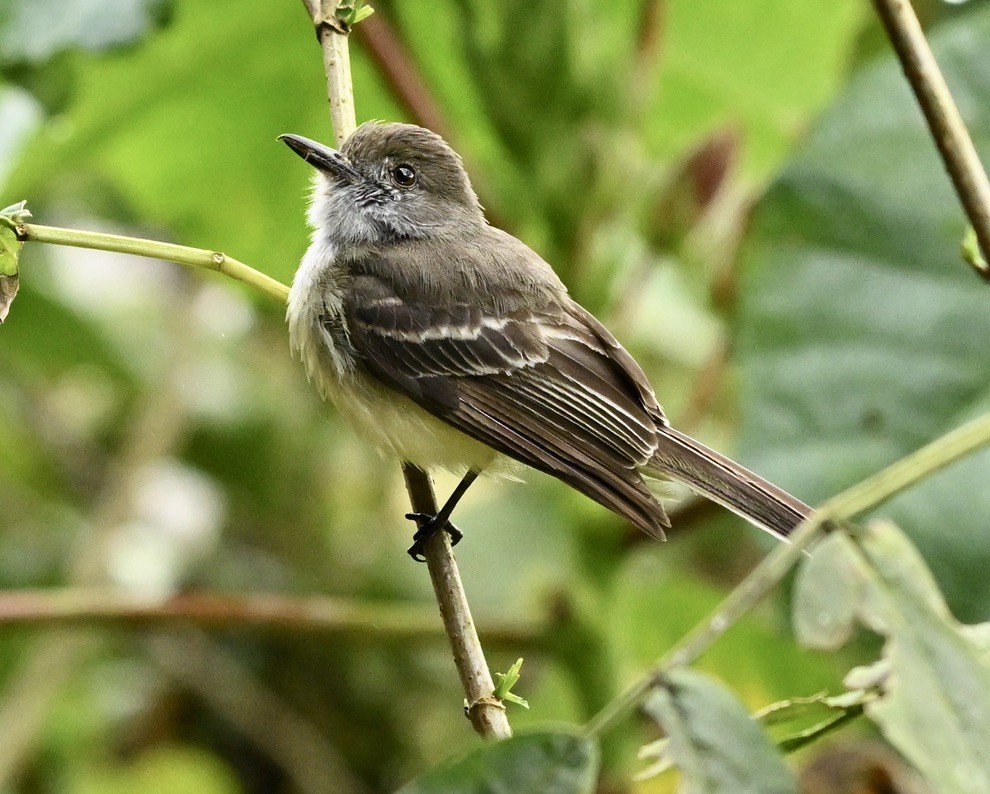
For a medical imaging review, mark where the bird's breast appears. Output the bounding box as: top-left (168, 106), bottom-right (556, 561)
top-left (287, 239), bottom-right (354, 393)
top-left (287, 239), bottom-right (500, 475)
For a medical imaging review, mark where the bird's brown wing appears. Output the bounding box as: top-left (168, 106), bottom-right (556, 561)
top-left (343, 274), bottom-right (669, 538)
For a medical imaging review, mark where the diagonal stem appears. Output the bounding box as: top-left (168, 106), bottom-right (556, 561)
top-left (585, 411), bottom-right (990, 737)
top-left (402, 465), bottom-right (512, 738)
top-left (871, 0), bottom-right (990, 281)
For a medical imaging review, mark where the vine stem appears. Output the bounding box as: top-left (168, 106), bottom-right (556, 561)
top-left (584, 411), bottom-right (990, 737)
top-left (871, 0), bottom-right (990, 280)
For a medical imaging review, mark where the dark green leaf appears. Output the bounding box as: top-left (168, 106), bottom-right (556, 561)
top-left (398, 731), bottom-right (599, 794)
top-left (641, 669), bottom-right (797, 792)
top-left (738, 8), bottom-right (990, 619)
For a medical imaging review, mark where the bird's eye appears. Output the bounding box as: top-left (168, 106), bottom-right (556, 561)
top-left (391, 164), bottom-right (416, 187)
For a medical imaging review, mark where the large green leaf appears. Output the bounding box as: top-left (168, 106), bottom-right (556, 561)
top-left (793, 523), bottom-right (990, 793)
top-left (737, 9), bottom-right (990, 619)
top-left (397, 731), bottom-right (599, 794)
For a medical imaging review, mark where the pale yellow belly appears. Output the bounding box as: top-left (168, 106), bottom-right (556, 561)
top-left (325, 371), bottom-right (504, 475)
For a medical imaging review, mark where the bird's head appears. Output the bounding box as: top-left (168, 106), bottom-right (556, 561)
top-left (279, 122), bottom-right (483, 246)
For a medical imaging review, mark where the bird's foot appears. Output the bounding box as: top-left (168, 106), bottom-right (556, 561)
top-left (405, 513), bottom-right (463, 562)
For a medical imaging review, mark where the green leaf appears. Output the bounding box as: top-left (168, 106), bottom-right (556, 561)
top-left (792, 532), bottom-right (862, 650)
top-left (0, 0), bottom-right (170, 66)
top-left (336, 1), bottom-right (375, 28)
top-left (397, 731), bottom-right (599, 794)
top-left (351, 5), bottom-right (374, 25)
top-left (640, 669), bottom-right (797, 792)
top-left (0, 200), bottom-right (29, 322)
top-left (856, 522), bottom-right (990, 793)
top-left (737, 8), bottom-right (990, 620)
top-left (494, 658), bottom-right (530, 709)
top-left (792, 521), bottom-right (990, 793)
top-left (755, 689), bottom-right (874, 753)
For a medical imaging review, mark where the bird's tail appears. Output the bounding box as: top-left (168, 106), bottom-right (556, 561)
top-left (648, 427), bottom-right (811, 541)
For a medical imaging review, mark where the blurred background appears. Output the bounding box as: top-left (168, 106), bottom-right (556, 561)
top-left (1, 0), bottom-right (989, 791)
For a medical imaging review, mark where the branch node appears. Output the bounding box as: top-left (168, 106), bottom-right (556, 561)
top-left (466, 696), bottom-right (506, 717)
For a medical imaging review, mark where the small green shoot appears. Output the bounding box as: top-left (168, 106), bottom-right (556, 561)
top-left (961, 226), bottom-right (990, 279)
top-left (494, 658), bottom-right (529, 709)
top-left (336, 0), bottom-right (374, 29)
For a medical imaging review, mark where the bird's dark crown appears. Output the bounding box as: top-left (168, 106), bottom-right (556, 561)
top-left (342, 122), bottom-right (481, 214)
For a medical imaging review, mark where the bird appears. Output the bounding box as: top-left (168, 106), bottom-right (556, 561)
top-left (279, 122), bottom-right (811, 560)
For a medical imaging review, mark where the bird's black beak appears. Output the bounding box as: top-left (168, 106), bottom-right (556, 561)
top-left (278, 134), bottom-right (362, 183)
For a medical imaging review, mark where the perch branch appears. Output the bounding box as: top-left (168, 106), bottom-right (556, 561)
top-left (871, 0), bottom-right (990, 280)
top-left (300, 0), bottom-right (512, 739)
top-left (402, 465), bottom-right (513, 738)
top-left (3, 219), bottom-right (519, 735)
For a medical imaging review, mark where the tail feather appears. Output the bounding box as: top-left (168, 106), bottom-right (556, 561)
top-left (649, 427), bottom-right (810, 541)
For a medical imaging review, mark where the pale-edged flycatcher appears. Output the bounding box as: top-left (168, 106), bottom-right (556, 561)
top-left (280, 123), bottom-right (810, 559)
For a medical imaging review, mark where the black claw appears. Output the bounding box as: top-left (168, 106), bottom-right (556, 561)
top-left (404, 512), bottom-right (463, 561)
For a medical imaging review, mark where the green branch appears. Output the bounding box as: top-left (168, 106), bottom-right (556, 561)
top-left (10, 220), bottom-right (289, 304)
top-left (585, 411), bottom-right (990, 737)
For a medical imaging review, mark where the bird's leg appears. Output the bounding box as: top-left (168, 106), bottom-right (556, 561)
top-left (406, 469), bottom-right (479, 561)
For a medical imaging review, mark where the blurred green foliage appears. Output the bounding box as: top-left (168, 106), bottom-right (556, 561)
top-left (1, 0), bottom-right (988, 791)
top-left (739, 8), bottom-right (990, 622)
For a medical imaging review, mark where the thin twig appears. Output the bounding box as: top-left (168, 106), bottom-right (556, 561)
top-left (11, 222), bottom-right (288, 303)
top-left (298, 1), bottom-right (357, 147)
top-left (301, 1), bottom-right (513, 739)
top-left (0, 588), bottom-right (542, 649)
top-left (871, 0), bottom-right (990, 281)
top-left (584, 411), bottom-right (990, 737)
